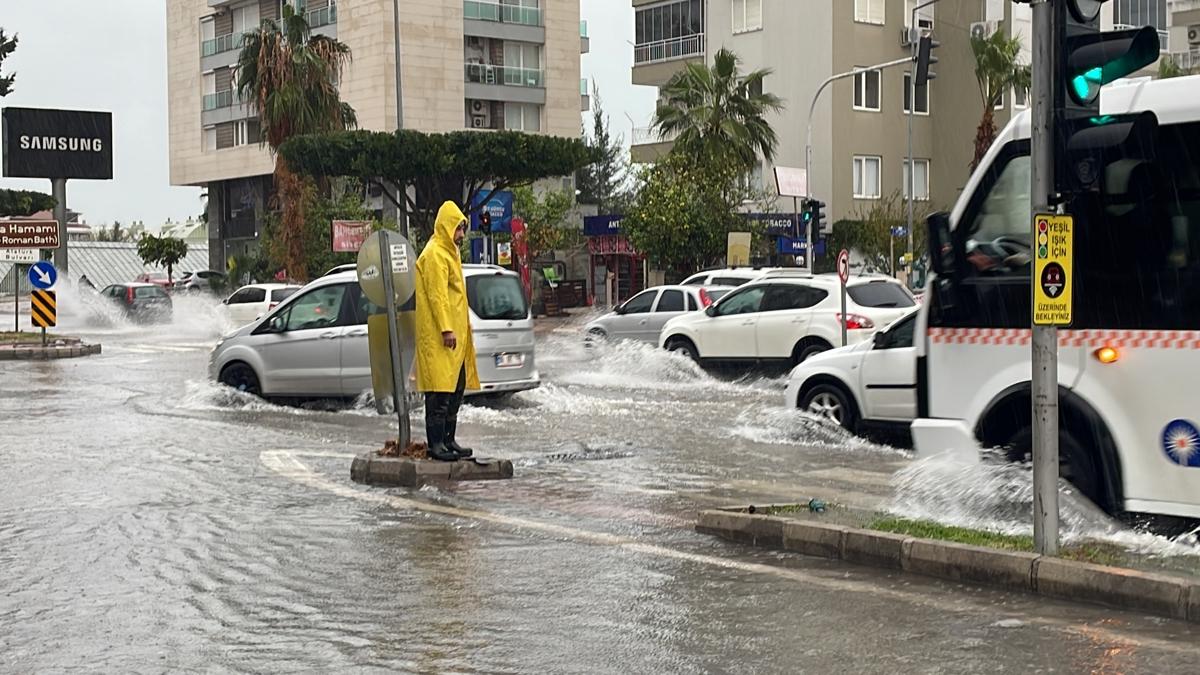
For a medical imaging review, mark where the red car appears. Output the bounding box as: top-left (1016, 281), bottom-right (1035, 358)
top-left (134, 271), bottom-right (174, 290)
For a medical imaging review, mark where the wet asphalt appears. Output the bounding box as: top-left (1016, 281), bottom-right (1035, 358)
top-left (2, 295), bottom-right (1200, 673)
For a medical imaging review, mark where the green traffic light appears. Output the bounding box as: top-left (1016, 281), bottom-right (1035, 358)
top-left (1071, 67), bottom-right (1102, 103)
top-left (801, 211), bottom-right (812, 223)
top-left (1066, 28), bottom-right (1159, 106)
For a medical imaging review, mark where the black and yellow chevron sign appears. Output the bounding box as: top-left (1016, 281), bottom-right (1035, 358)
top-left (31, 290), bottom-right (56, 328)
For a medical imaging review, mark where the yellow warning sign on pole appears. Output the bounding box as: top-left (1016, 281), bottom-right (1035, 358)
top-left (31, 289), bottom-right (56, 328)
top-left (1033, 214), bottom-right (1072, 326)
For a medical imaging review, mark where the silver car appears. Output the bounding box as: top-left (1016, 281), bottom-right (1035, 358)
top-left (209, 267), bottom-right (538, 399)
top-left (584, 284), bottom-right (734, 344)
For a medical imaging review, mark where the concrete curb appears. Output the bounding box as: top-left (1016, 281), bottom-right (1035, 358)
top-left (350, 452), bottom-right (514, 488)
top-left (697, 509), bottom-right (1200, 623)
top-left (0, 343), bottom-right (101, 360)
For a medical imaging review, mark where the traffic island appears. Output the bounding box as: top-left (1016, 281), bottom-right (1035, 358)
top-left (0, 333), bottom-right (101, 360)
top-left (350, 441), bottom-right (514, 488)
top-left (698, 506), bottom-right (1200, 624)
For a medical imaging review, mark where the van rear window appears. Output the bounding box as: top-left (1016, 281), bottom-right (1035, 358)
top-left (466, 275), bottom-right (529, 320)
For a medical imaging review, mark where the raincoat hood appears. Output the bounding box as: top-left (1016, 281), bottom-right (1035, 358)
top-left (433, 201), bottom-right (467, 253)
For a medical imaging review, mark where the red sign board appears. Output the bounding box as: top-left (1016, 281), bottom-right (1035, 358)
top-left (331, 220), bottom-right (372, 253)
top-left (0, 219), bottom-right (59, 249)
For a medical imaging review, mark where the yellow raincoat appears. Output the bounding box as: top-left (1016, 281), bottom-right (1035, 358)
top-left (415, 202), bottom-right (481, 393)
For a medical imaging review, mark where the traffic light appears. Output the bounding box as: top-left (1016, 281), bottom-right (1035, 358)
top-left (479, 210), bottom-right (492, 236)
top-left (801, 199), bottom-right (826, 236)
top-left (1054, 0), bottom-right (1160, 196)
top-left (915, 34), bottom-right (939, 86)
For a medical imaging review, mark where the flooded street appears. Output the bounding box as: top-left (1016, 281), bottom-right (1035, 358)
top-left (4, 299), bottom-right (1200, 673)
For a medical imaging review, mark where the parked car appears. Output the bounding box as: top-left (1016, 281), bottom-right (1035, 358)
top-left (134, 271), bottom-right (173, 290)
top-left (784, 309), bottom-right (918, 431)
top-left (680, 266), bottom-right (787, 288)
top-left (583, 284), bottom-right (734, 344)
top-left (220, 283), bottom-right (302, 327)
top-left (323, 263), bottom-right (357, 277)
top-left (97, 283), bottom-right (174, 323)
top-left (658, 272), bottom-right (915, 367)
top-left (175, 270), bottom-right (227, 293)
top-left (209, 266), bottom-right (539, 399)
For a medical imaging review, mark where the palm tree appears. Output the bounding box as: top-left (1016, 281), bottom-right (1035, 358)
top-left (971, 30), bottom-right (1031, 171)
top-left (652, 47), bottom-right (784, 170)
top-left (236, 4), bottom-right (356, 281)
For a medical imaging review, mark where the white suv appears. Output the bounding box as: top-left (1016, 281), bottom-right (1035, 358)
top-left (659, 273), bottom-right (915, 366)
top-left (679, 266), bottom-right (787, 287)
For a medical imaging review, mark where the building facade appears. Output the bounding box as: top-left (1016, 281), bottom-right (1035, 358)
top-left (630, 0), bottom-right (1189, 236)
top-left (167, 0), bottom-right (586, 270)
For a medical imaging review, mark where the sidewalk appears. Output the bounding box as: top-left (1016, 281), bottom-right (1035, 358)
top-left (533, 307), bottom-right (592, 336)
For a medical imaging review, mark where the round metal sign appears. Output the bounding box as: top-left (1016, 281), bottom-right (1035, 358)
top-left (357, 230), bottom-right (416, 308)
top-left (837, 249), bottom-right (851, 285)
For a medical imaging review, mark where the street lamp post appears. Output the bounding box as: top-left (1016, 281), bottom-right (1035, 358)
top-left (805, 55), bottom-right (914, 270)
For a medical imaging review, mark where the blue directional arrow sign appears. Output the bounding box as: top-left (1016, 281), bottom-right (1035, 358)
top-left (891, 226), bottom-right (909, 237)
top-left (28, 261), bottom-right (58, 290)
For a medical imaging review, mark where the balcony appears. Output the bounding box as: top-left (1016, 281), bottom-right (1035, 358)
top-left (464, 0), bottom-right (542, 27)
top-left (202, 90), bottom-right (235, 111)
top-left (580, 78), bottom-right (590, 111)
top-left (580, 20), bottom-right (589, 54)
top-left (1167, 50), bottom-right (1200, 71)
top-left (631, 34), bottom-right (705, 87)
top-left (464, 63), bottom-right (544, 88)
top-left (630, 125), bottom-right (678, 164)
top-left (201, 31), bottom-right (244, 58)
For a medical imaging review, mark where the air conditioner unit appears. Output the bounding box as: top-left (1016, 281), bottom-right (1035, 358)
top-left (470, 99), bottom-right (487, 114)
top-left (970, 21), bottom-right (999, 41)
top-left (901, 26), bottom-right (920, 46)
top-left (1189, 24), bottom-right (1200, 47)
top-left (471, 109), bottom-right (491, 128)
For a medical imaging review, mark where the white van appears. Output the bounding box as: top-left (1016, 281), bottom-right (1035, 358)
top-left (913, 75), bottom-right (1200, 519)
top-left (208, 266), bottom-right (538, 400)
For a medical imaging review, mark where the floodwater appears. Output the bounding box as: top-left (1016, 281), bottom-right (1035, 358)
top-left (3, 294), bottom-right (1200, 672)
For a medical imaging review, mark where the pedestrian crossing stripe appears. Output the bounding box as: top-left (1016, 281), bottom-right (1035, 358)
top-left (31, 290), bottom-right (56, 328)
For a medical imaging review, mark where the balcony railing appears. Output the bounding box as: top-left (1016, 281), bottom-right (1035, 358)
top-left (201, 31), bottom-right (244, 57)
top-left (307, 3), bottom-right (337, 29)
top-left (580, 78), bottom-right (588, 95)
top-left (464, 63), bottom-right (544, 88)
top-left (1167, 50), bottom-right (1200, 71)
top-left (202, 90), bottom-right (235, 111)
top-left (633, 34), bottom-right (705, 66)
top-left (463, 0), bottom-right (543, 27)
top-left (631, 125), bottom-right (678, 146)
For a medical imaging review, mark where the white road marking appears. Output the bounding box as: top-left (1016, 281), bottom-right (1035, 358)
top-left (260, 449), bottom-right (1200, 653)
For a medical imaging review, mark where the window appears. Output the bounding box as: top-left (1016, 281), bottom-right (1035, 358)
top-left (732, 0), bottom-right (762, 34)
top-left (966, 153), bottom-right (1030, 247)
top-left (230, 3), bottom-right (258, 35)
top-left (853, 68), bottom-right (881, 111)
top-left (270, 287), bottom-right (299, 304)
top-left (504, 103), bottom-right (541, 132)
top-left (686, 294), bottom-right (698, 311)
top-left (876, 312), bottom-right (916, 348)
top-left (762, 285), bottom-right (827, 311)
top-left (620, 290), bottom-right (657, 314)
top-left (634, 0), bottom-right (704, 47)
top-left (233, 120), bottom-right (249, 146)
top-left (466, 275), bottom-right (529, 320)
top-left (656, 289), bottom-right (685, 312)
top-left (712, 276), bottom-right (752, 286)
top-left (240, 287), bottom-right (267, 304)
top-left (994, 91), bottom-right (1005, 111)
top-left (854, 0), bottom-right (885, 25)
top-left (1014, 85), bottom-right (1028, 109)
top-left (902, 159), bottom-right (930, 201)
top-left (713, 286), bottom-right (765, 316)
top-left (503, 41), bottom-right (541, 71)
top-left (134, 286), bottom-right (168, 299)
top-left (203, 126), bottom-right (217, 151)
top-left (903, 73), bottom-right (928, 114)
top-left (279, 284), bottom-right (349, 332)
top-left (904, 0), bottom-right (934, 29)
top-left (848, 282), bottom-right (915, 308)
top-left (682, 274), bottom-right (706, 285)
top-left (853, 156), bottom-right (882, 199)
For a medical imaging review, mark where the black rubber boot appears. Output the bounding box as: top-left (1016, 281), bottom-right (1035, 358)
top-left (444, 419), bottom-right (473, 459)
top-left (425, 392), bottom-right (457, 462)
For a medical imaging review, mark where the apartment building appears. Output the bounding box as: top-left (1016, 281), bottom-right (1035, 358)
top-left (630, 1), bottom-right (1193, 228)
top-left (166, 0), bottom-right (587, 269)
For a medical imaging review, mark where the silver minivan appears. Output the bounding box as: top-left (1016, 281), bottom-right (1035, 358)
top-left (208, 267), bottom-right (539, 399)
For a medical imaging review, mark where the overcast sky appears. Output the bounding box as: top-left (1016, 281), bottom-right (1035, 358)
top-left (0, 0), bottom-right (652, 229)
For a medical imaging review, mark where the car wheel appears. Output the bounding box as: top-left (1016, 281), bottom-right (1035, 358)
top-left (586, 328), bottom-right (607, 343)
top-left (665, 337), bottom-right (699, 361)
top-left (796, 341), bottom-right (831, 364)
top-left (801, 383), bottom-right (858, 431)
top-left (220, 363), bottom-right (262, 397)
top-left (1006, 426), bottom-right (1104, 510)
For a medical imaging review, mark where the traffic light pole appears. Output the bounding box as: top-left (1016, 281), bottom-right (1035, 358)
top-left (906, 0), bottom-right (942, 275)
top-left (1031, 0), bottom-right (1059, 556)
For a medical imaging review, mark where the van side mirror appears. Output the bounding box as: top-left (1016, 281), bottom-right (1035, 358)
top-left (926, 212), bottom-right (954, 277)
top-left (267, 315), bottom-right (286, 333)
top-left (705, 305), bottom-right (718, 318)
top-left (873, 331), bottom-right (888, 349)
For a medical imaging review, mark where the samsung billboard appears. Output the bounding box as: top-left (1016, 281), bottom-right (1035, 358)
top-left (2, 107), bottom-right (113, 180)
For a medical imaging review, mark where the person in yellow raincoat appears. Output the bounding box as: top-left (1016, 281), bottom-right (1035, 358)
top-left (415, 201), bottom-right (482, 461)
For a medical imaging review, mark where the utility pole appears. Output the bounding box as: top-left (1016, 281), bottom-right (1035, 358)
top-left (1030, 0), bottom-right (1058, 556)
top-left (906, 0), bottom-right (942, 277)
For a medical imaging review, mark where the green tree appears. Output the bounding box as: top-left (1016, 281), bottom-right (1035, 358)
top-left (0, 28), bottom-right (16, 97)
top-left (575, 85), bottom-right (628, 214)
top-left (1159, 55), bottom-right (1193, 79)
top-left (819, 192), bottom-right (930, 276)
top-left (622, 155), bottom-right (764, 277)
top-left (511, 186), bottom-right (578, 263)
top-left (0, 188), bottom-right (54, 216)
top-left (136, 234), bottom-right (189, 283)
top-left (236, 4), bottom-right (356, 282)
top-left (653, 47), bottom-right (784, 170)
top-left (971, 30), bottom-right (1031, 171)
top-left (280, 129), bottom-right (592, 240)
top-left (259, 179), bottom-right (383, 280)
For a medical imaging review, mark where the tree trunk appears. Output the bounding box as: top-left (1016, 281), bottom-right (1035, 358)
top-left (274, 157), bottom-right (309, 282)
top-left (971, 107), bottom-right (997, 172)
